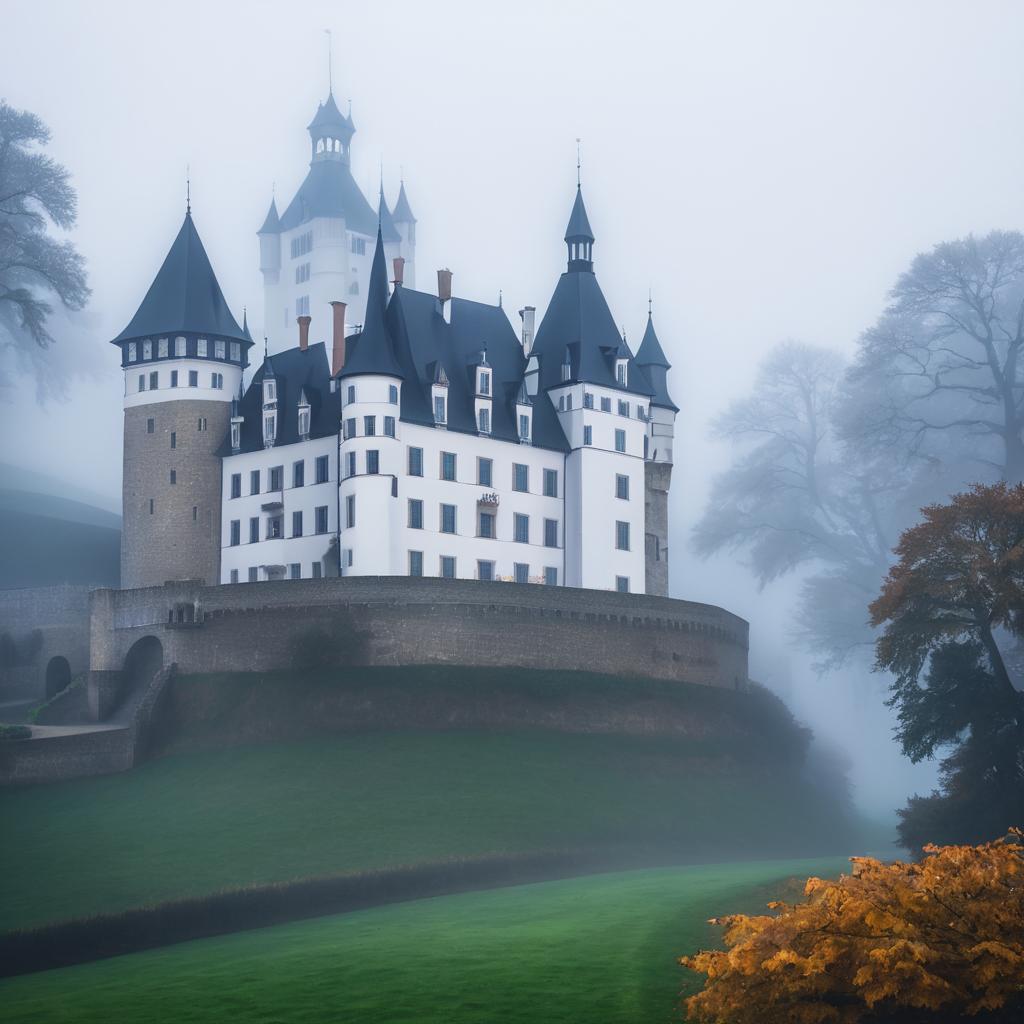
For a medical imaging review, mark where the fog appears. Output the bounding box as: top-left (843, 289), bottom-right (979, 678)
top-left (5, 0), bottom-right (1022, 818)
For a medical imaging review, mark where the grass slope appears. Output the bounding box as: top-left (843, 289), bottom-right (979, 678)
top-left (0, 858), bottom-right (848, 1024)
top-left (0, 732), bottom-right (853, 931)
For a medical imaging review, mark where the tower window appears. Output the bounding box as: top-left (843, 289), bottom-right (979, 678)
top-left (293, 461), bottom-right (305, 487)
top-left (584, 392), bottom-right (594, 409)
top-left (347, 385), bottom-right (356, 405)
top-left (345, 495), bottom-right (355, 529)
top-left (364, 415), bottom-right (376, 436)
top-left (170, 431), bottom-right (176, 449)
top-left (519, 415), bottom-right (531, 442)
top-left (230, 342), bottom-right (240, 362)
top-left (584, 425), bottom-right (593, 446)
top-left (601, 396), bottom-right (611, 412)
top-left (616, 474), bottom-right (629, 499)
top-left (615, 429), bottom-right (626, 453)
top-left (291, 231), bottom-right (312, 259)
top-left (170, 370), bottom-right (178, 387)
top-left (345, 451), bottom-right (356, 478)
top-left (513, 463), bottom-right (528, 492)
top-left (250, 470), bottom-right (260, 494)
top-left (544, 519), bottom-right (558, 547)
top-left (389, 384), bottom-right (398, 404)
top-left (315, 455), bottom-right (329, 483)
top-left (618, 400), bottom-right (629, 417)
top-left (212, 372), bottom-right (223, 389)
top-left (292, 510), bottom-right (303, 537)
top-left (215, 340), bottom-right (226, 359)
top-left (249, 518), bottom-right (259, 543)
top-left (317, 505), bottom-right (330, 533)
top-left (345, 418), bottom-right (356, 440)
top-left (543, 469), bottom-right (558, 497)
top-left (198, 417), bottom-right (208, 431)
top-left (366, 450), bottom-right (379, 474)
top-left (616, 521), bottom-right (630, 551)
top-left (230, 473), bottom-right (241, 498)
top-left (146, 418), bottom-right (154, 434)
top-left (269, 466), bottom-right (283, 491)
top-left (175, 337), bottom-right (186, 357)
top-left (149, 371), bottom-right (158, 390)
top-left (441, 451), bottom-right (456, 481)
top-left (192, 505), bottom-right (197, 521)
top-left (127, 343), bottom-right (137, 362)
top-left (143, 340), bottom-right (152, 359)
top-left (149, 498), bottom-right (154, 515)
top-left (478, 458), bottom-right (492, 487)
top-left (230, 520), bottom-right (240, 546)
top-left (616, 576), bottom-right (629, 593)
top-left (198, 338), bottom-right (208, 357)
top-left (139, 374), bottom-right (146, 392)
top-left (158, 338), bottom-right (168, 358)
top-left (295, 263), bottom-right (310, 285)
top-left (408, 447), bottom-right (423, 477)
top-left (384, 416), bottom-right (396, 438)
top-left (408, 498), bottom-right (423, 529)
top-left (351, 237), bottom-right (367, 255)
top-left (189, 371), bottom-right (198, 387)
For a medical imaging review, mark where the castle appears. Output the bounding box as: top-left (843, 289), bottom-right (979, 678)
top-left (114, 91), bottom-right (677, 596)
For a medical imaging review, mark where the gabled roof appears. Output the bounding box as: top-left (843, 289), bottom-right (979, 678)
top-left (339, 229), bottom-right (403, 378)
top-left (112, 212), bottom-right (249, 345)
top-left (220, 342), bottom-right (338, 456)
top-left (278, 159), bottom-right (379, 235)
top-left (635, 313), bottom-right (678, 411)
top-left (564, 186), bottom-right (594, 242)
top-left (393, 180), bottom-right (416, 224)
top-left (258, 198), bottom-right (280, 235)
top-left (378, 189), bottom-right (401, 244)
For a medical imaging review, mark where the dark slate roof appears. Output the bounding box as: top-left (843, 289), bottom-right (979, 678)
top-left (339, 230), bottom-right (403, 378)
top-left (258, 198), bottom-right (280, 234)
top-left (564, 186), bottom-right (594, 242)
top-left (220, 342), bottom-right (338, 456)
top-left (307, 92), bottom-right (354, 141)
top-left (112, 212), bottom-right (250, 345)
top-left (393, 180), bottom-right (416, 223)
top-left (378, 189), bottom-right (401, 244)
top-left (531, 268), bottom-right (653, 399)
top-left (635, 313), bottom-right (678, 411)
top-left (278, 159), bottom-right (378, 235)
top-left (382, 287), bottom-right (569, 453)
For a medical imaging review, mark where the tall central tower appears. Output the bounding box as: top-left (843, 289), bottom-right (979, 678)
top-left (111, 209), bottom-right (253, 589)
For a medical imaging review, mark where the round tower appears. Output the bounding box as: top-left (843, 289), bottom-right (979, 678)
top-left (112, 209), bottom-right (254, 589)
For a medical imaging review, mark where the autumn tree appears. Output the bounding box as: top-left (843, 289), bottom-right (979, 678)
top-left (0, 101), bottom-right (89, 390)
top-left (870, 482), bottom-right (1024, 848)
top-left (681, 831), bottom-right (1024, 1024)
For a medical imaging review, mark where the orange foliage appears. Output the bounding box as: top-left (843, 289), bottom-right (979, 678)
top-left (680, 831), bottom-right (1024, 1023)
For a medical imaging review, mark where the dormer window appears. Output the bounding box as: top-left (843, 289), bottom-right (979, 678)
top-left (434, 395), bottom-right (447, 424)
top-left (519, 413), bottom-right (531, 443)
top-left (263, 413), bottom-right (277, 449)
top-left (478, 407), bottom-right (491, 434)
top-left (263, 378), bottom-right (277, 404)
top-left (298, 403), bottom-right (310, 440)
top-left (616, 360), bottom-right (628, 386)
top-left (561, 348), bottom-right (571, 383)
top-left (230, 421), bottom-right (241, 451)
top-left (477, 369), bottom-right (490, 396)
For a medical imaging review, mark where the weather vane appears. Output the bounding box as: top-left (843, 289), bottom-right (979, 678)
top-left (576, 138), bottom-right (581, 186)
top-left (325, 29), bottom-right (333, 93)
top-left (186, 164), bottom-right (191, 214)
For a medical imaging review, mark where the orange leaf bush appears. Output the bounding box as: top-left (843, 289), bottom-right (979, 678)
top-left (680, 830), bottom-right (1024, 1023)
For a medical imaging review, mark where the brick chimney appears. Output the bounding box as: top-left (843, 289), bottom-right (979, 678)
top-left (330, 301), bottom-right (347, 376)
top-left (297, 315), bottom-right (311, 351)
top-left (392, 256), bottom-right (405, 288)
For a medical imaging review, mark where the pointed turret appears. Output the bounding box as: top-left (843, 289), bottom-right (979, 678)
top-left (339, 228), bottom-right (402, 378)
top-left (635, 310), bottom-right (677, 412)
top-left (308, 91), bottom-right (355, 160)
top-left (258, 198), bottom-right (280, 235)
top-left (393, 180), bottom-right (416, 224)
top-left (378, 187), bottom-right (401, 244)
top-left (564, 186), bottom-right (595, 271)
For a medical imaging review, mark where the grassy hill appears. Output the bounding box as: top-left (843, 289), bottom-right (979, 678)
top-left (0, 857), bottom-right (849, 1024)
top-left (0, 728), bottom-right (861, 932)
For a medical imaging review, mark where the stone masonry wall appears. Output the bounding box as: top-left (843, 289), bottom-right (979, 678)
top-left (644, 461), bottom-right (671, 599)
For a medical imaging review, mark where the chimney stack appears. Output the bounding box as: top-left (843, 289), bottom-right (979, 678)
top-left (392, 256), bottom-right (405, 288)
top-left (437, 268), bottom-right (453, 304)
top-left (297, 315), bottom-right (311, 351)
top-left (330, 301), bottom-right (347, 377)
top-left (518, 306), bottom-right (536, 354)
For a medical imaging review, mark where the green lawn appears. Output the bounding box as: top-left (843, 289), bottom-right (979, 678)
top-left (0, 857), bottom-right (849, 1024)
top-left (0, 732), bottom-right (854, 930)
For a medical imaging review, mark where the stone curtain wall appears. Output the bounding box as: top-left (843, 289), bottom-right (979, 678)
top-left (91, 577), bottom-right (749, 690)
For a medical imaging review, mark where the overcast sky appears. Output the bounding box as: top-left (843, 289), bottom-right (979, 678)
top-left (4, 0), bottom-right (1023, 815)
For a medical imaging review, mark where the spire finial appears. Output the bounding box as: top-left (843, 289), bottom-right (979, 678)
top-left (186, 164), bottom-right (191, 214)
top-left (648, 288), bottom-right (652, 317)
top-left (379, 157), bottom-right (384, 196)
top-left (325, 29), bottom-right (333, 93)
top-left (576, 138), bottom-right (581, 187)
top-left (264, 335), bottom-right (269, 363)
top-left (498, 289), bottom-right (503, 309)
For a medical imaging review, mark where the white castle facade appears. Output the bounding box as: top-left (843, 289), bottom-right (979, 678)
top-left (112, 93), bottom-right (677, 597)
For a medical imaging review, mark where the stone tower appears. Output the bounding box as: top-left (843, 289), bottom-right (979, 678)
top-left (112, 209), bottom-right (253, 589)
top-left (635, 309), bottom-right (677, 597)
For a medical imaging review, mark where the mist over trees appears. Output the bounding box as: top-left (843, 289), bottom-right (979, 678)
top-left (0, 101), bottom-right (89, 395)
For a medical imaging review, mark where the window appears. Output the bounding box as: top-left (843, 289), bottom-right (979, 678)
top-left (615, 429), bottom-right (626, 453)
top-left (312, 562), bottom-right (323, 579)
top-left (230, 473), bottom-right (241, 498)
top-left (212, 372), bottom-right (224, 389)
top-left (478, 560), bottom-right (494, 581)
top-left (170, 370), bottom-right (178, 387)
top-left (478, 407), bottom-right (490, 433)
top-left (366, 450), bottom-right (379, 474)
top-left (250, 469), bottom-right (260, 495)
top-left (345, 451), bottom-right (356, 478)
top-left (364, 415), bottom-right (376, 437)
top-left (440, 555), bottom-right (456, 579)
top-left (544, 566), bottom-right (558, 586)
top-left (616, 363), bottom-right (627, 386)
top-left (192, 505), bottom-right (197, 522)
top-left (295, 295), bottom-right (310, 317)
top-left (293, 461), bottom-right (305, 488)
top-left (128, 343), bottom-right (137, 362)
top-left (317, 505), bottom-right (330, 534)
top-left (409, 550), bottom-right (423, 577)
top-left (267, 515), bottom-right (283, 540)
top-left (315, 455), bottom-right (329, 484)
top-left (544, 519), bottom-right (558, 548)
top-left (143, 340), bottom-right (152, 359)
top-left (290, 563), bottom-right (301, 580)
top-left (479, 511), bottom-right (495, 538)
top-left (351, 236), bottom-right (367, 255)
top-left (440, 503), bottom-right (457, 534)
top-left (346, 385), bottom-right (356, 405)
top-left (441, 451), bottom-right (456, 481)
top-left (384, 416), bottom-right (396, 438)
top-left (389, 384), bottom-right (398, 404)
top-left (139, 374), bottom-right (146, 392)
top-left (291, 231), bottom-right (313, 258)
top-left (583, 425), bottom-right (593, 446)
top-left (616, 474), bottom-right (629, 500)
top-left (584, 392), bottom-right (594, 409)
top-left (249, 567), bottom-right (259, 583)
top-left (408, 447), bottom-right (423, 476)
top-left (558, 395), bottom-right (565, 412)
top-left (230, 569), bottom-right (239, 584)
top-left (298, 404), bottom-right (310, 440)
top-left (198, 338), bottom-right (208, 357)
top-left (158, 338), bottom-right (168, 358)
top-left (566, 394), bottom-right (573, 410)
top-left (175, 336), bottom-right (186, 357)
top-left (269, 465), bottom-right (283, 491)
top-left (149, 371), bottom-right (158, 390)
top-left (198, 417), bottom-right (207, 431)
top-left (434, 396), bottom-right (446, 424)
top-left (215, 340), bottom-right (226, 360)
top-left (600, 396), bottom-right (611, 412)
top-left (519, 414), bottom-right (530, 441)
top-left (543, 468), bottom-right (557, 497)
top-left (514, 513), bottom-right (529, 544)
top-left (513, 463), bottom-right (528, 492)
top-left (295, 262), bottom-right (310, 285)
top-left (345, 418), bottom-right (356, 440)
top-left (408, 499), bottom-right (423, 529)
top-left (147, 418), bottom-right (154, 434)
top-left (616, 520), bottom-right (630, 551)
top-left (230, 520), bottom-right (240, 546)
top-left (478, 371), bottom-right (490, 396)
top-left (478, 458), bottom-right (492, 487)
top-left (345, 495), bottom-right (355, 529)
top-left (616, 576), bottom-right (629, 593)
top-left (249, 517), bottom-right (259, 543)
top-left (230, 342), bottom-right (240, 362)
top-left (189, 370), bottom-right (198, 387)
top-left (514, 562), bottom-right (529, 584)
top-left (149, 498), bottom-right (154, 514)
top-left (169, 469), bottom-right (176, 485)
top-left (618, 400), bottom-right (629, 417)
top-left (292, 510), bottom-right (303, 537)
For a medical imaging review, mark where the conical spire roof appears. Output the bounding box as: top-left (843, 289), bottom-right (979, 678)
top-left (307, 91), bottom-right (353, 136)
top-left (635, 312), bottom-right (677, 411)
top-left (393, 180), bottom-right (416, 223)
top-left (378, 188), bottom-right (401, 243)
top-left (564, 186), bottom-right (594, 242)
top-left (258, 198), bottom-right (280, 234)
top-left (339, 228), bottom-right (402, 378)
top-left (112, 212), bottom-right (249, 345)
